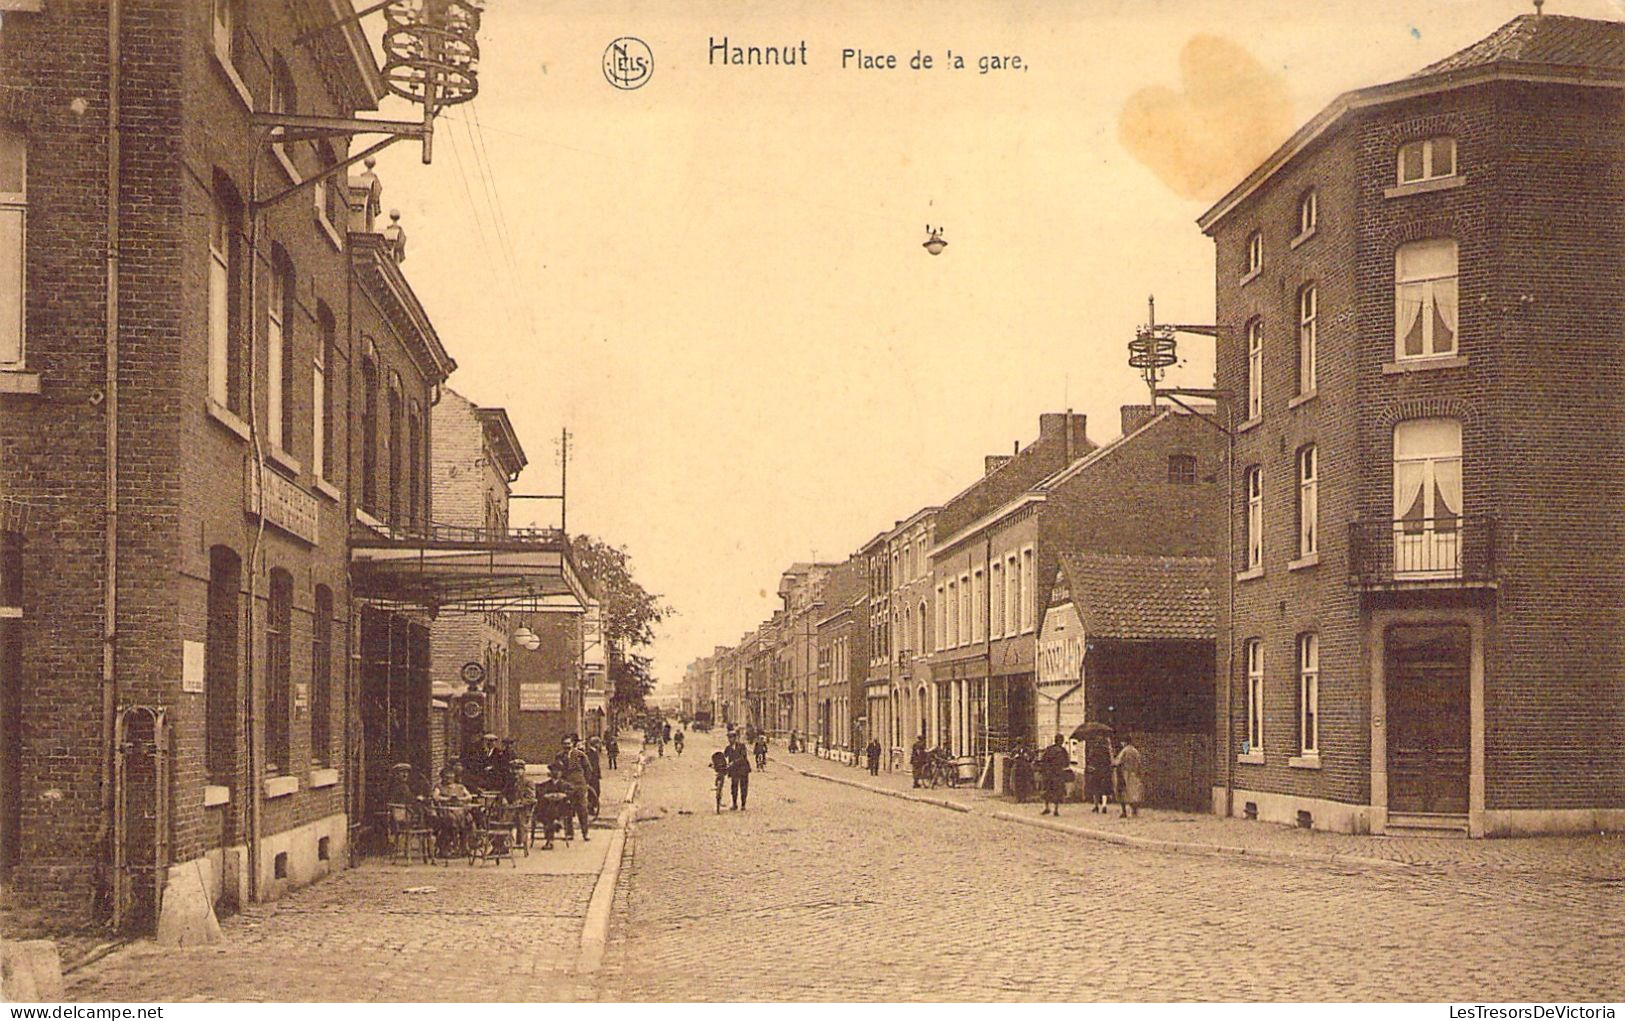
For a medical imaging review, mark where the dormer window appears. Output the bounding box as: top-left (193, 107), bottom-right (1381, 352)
top-left (1397, 137), bottom-right (1456, 184)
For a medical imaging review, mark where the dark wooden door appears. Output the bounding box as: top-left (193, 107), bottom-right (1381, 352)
top-left (1386, 624), bottom-right (1470, 815)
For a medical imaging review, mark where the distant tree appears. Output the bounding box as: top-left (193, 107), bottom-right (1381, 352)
top-left (568, 535), bottom-right (670, 714)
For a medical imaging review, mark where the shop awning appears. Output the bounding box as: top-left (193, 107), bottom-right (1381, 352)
top-left (350, 520), bottom-right (590, 615)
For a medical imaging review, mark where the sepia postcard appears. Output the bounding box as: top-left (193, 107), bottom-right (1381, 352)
top-left (0, 0), bottom-right (1621, 1009)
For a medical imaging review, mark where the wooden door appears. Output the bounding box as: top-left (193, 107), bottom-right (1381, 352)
top-left (1386, 624), bottom-right (1470, 815)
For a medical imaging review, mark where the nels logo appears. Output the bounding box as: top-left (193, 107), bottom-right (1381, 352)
top-left (604, 37), bottom-right (653, 90)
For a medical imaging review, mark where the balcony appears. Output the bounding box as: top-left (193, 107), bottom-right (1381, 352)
top-left (350, 519), bottom-right (589, 614)
top-left (1348, 515), bottom-right (1498, 591)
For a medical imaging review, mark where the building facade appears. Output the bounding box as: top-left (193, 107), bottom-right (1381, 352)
top-left (1199, 13), bottom-right (1625, 836)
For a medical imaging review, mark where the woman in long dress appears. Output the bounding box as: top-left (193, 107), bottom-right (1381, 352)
top-left (1111, 734), bottom-right (1144, 817)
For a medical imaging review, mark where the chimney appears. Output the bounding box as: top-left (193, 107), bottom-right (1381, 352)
top-left (984, 454), bottom-right (1013, 476)
top-left (1121, 404), bottom-right (1159, 437)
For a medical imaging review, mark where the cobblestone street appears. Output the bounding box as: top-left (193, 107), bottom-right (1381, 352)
top-left (599, 736), bottom-right (1625, 1002)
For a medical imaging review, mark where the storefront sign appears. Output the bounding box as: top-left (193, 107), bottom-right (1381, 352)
top-left (1037, 604), bottom-right (1084, 686)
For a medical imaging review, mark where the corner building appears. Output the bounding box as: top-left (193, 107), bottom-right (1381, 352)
top-left (1201, 14), bottom-right (1625, 836)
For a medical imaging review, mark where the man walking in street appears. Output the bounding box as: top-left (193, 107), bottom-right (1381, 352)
top-left (552, 735), bottom-right (591, 841)
top-left (910, 736), bottom-right (928, 788)
top-left (606, 733), bottom-right (620, 771)
top-left (865, 737), bottom-right (882, 776)
top-left (1039, 734), bottom-right (1072, 816)
top-left (723, 731), bottom-right (753, 810)
top-left (582, 735), bottom-right (603, 818)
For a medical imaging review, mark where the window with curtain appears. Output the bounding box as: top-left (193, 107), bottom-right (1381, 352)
top-left (1246, 466), bottom-right (1263, 570)
top-left (1393, 417), bottom-right (1463, 572)
top-left (1298, 284), bottom-right (1317, 395)
top-left (1245, 638), bottom-right (1264, 756)
top-left (1297, 444), bottom-right (1318, 558)
top-left (1, 128), bottom-right (26, 370)
top-left (1395, 239), bottom-right (1458, 359)
top-left (1247, 318), bottom-right (1263, 420)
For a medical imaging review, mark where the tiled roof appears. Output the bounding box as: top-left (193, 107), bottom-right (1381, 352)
top-left (1411, 15), bottom-right (1625, 77)
top-left (1055, 553), bottom-right (1216, 641)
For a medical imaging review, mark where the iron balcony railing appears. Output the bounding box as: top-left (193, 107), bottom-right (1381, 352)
top-left (1348, 514), bottom-right (1498, 587)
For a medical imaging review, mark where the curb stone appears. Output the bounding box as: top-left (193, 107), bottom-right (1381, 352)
top-left (784, 761), bottom-right (972, 814)
top-left (576, 756), bottom-right (645, 975)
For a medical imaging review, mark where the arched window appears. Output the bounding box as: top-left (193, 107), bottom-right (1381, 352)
top-left (314, 302), bottom-right (335, 481)
top-left (1168, 453), bottom-right (1198, 485)
top-left (311, 585), bottom-right (332, 765)
top-left (267, 568), bottom-right (293, 774)
top-left (360, 343), bottom-right (378, 514)
top-left (1245, 230), bottom-right (1263, 277)
top-left (1297, 188), bottom-right (1318, 237)
top-left (206, 546), bottom-right (242, 784)
top-left (267, 245), bottom-right (296, 453)
top-left (209, 173), bottom-right (246, 412)
top-left (387, 376), bottom-right (403, 527)
top-left (1246, 318), bottom-right (1264, 421)
top-left (1245, 465), bottom-right (1264, 571)
top-left (1298, 283), bottom-right (1317, 395)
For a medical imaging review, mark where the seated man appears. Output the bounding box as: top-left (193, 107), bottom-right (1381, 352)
top-left (430, 765), bottom-right (476, 852)
top-left (532, 764), bottom-right (576, 849)
top-left (387, 761), bottom-right (425, 805)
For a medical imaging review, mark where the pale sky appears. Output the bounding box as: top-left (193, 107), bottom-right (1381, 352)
top-left (369, 0), bottom-right (1623, 688)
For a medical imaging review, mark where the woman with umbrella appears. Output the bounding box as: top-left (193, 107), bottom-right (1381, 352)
top-left (1072, 721), bottom-right (1116, 814)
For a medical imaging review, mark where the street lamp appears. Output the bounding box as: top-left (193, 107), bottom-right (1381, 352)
top-left (922, 225), bottom-right (948, 256)
top-left (513, 626), bottom-right (541, 651)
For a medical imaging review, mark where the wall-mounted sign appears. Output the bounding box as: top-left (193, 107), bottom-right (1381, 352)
top-left (244, 460), bottom-right (319, 545)
top-left (520, 682), bottom-right (562, 711)
top-left (460, 661), bottom-right (486, 685)
top-left (182, 640), bottom-right (205, 694)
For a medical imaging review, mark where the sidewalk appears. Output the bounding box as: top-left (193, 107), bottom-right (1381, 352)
top-left (62, 761), bottom-right (643, 1002)
top-left (781, 751), bottom-right (1625, 879)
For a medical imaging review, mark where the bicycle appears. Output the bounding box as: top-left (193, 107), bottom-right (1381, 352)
top-left (714, 771), bottom-right (725, 813)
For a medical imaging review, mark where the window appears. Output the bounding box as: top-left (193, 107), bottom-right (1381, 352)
top-left (1245, 466), bottom-right (1263, 571)
top-left (206, 546), bottom-right (241, 785)
top-left (266, 568), bottom-right (292, 775)
top-left (313, 142), bottom-right (345, 244)
top-left (934, 585), bottom-right (945, 652)
top-left (311, 585), bottom-right (332, 765)
top-left (1297, 189), bottom-right (1317, 236)
top-left (208, 177), bottom-right (245, 412)
top-left (958, 574), bottom-right (971, 647)
top-left (1297, 633), bottom-right (1318, 756)
top-left (1395, 239), bottom-right (1457, 359)
top-left (407, 406), bottom-right (422, 531)
top-left (1, 128), bottom-right (26, 370)
top-left (1245, 230), bottom-right (1262, 277)
top-left (1244, 638), bottom-right (1264, 757)
top-left (1397, 136), bottom-right (1456, 184)
top-left (314, 303), bottom-right (334, 481)
top-left (1005, 554), bottom-right (1019, 637)
top-left (267, 248), bottom-right (295, 454)
top-left (1020, 548), bottom-right (1035, 632)
top-left (1297, 445), bottom-right (1318, 558)
top-left (972, 568), bottom-right (985, 643)
top-left (360, 347), bottom-right (378, 514)
top-left (1393, 418), bottom-right (1463, 574)
top-left (990, 561), bottom-right (1004, 635)
top-left (1168, 454), bottom-right (1197, 485)
top-left (1298, 284), bottom-right (1317, 395)
top-left (918, 602), bottom-right (927, 658)
top-left (212, 0), bottom-right (242, 65)
top-left (1246, 318), bottom-right (1263, 420)
top-left (946, 580), bottom-right (958, 648)
top-left (269, 55), bottom-right (297, 173)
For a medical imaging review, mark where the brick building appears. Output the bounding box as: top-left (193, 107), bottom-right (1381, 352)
top-left (812, 556), bottom-right (866, 759)
top-left (428, 390), bottom-right (524, 758)
top-left (1198, 14), bottom-right (1625, 836)
top-left (0, 1), bottom-right (583, 930)
top-left (931, 408), bottom-right (1222, 787)
top-left (926, 412), bottom-right (1091, 762)
top-left (0, 0), bottom-right (387, 925)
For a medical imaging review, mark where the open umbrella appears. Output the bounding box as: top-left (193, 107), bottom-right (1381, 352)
top-left (1070, 721), bottom-right (1114, 740)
